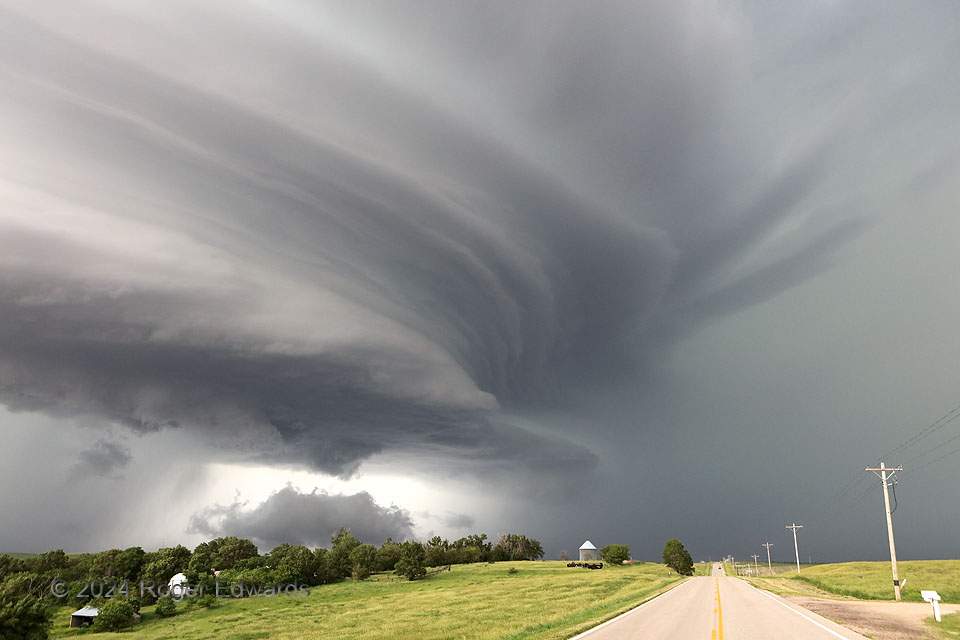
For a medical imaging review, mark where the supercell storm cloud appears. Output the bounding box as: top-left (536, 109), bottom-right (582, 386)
top-left (2, 1), bottom-right (960, 557)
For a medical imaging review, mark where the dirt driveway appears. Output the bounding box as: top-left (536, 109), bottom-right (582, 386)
top-left (786, 596), bottom-right (959, 640)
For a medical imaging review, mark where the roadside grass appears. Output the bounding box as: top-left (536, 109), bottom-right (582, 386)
top-left (760, 562), bottom-right (802, 575)
top-left (727, 562), bottom-right (798, 577)
top-left (48, 561), bottom-right (687, 640)
top-left (694, 563), bottom-right (712, 576)
top-left (749, 560), bottom-right (960, 603)
top-left (926, 611), bottom-right (960, 639)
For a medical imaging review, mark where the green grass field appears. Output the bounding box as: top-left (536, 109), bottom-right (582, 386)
top-left (750, 560), bottom-right (960, 603)
top-left (927, 612), bottom-right (960, 639)
top-left (48, 561), bottom-right (687, 639)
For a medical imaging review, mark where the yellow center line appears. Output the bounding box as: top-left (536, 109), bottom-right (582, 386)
top-left (714, 577), bottom-right (724, 640)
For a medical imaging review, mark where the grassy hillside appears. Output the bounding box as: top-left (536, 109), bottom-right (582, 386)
top-left (48, 561), bottom-right (687, 639)
top-left (751, 560), bottom-right (960, 603)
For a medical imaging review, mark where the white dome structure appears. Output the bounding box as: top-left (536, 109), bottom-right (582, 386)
top-left (168, 572), bottom-right (188, 597)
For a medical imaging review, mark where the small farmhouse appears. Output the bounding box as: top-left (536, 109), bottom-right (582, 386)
top-left (579, 540), bottom-right (598, 562)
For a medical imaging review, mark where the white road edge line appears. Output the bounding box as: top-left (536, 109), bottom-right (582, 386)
top-left (738, 579), bottom-right (860, 640)
top-left (567, 577), bottom-right (697, 640)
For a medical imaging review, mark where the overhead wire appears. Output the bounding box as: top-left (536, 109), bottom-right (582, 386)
top-left (871, 402), bottom-right (960, 465)
top-left (810, 398), bottom-right (960, 522)
top-left (903, 429), bottom-right (960, 465)
top-left (903, 443), bottom-right (960, 475)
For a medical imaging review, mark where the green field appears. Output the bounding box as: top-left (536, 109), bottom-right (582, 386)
top-left (48, 561), bottom-right (686, 639)
top-left (751, 560), bottom-right (960, 603)
top-left (927, 612), bottom-right (960, 639)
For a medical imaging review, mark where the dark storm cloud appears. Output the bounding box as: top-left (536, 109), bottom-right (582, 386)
top-left (75, 439), bottom-right (132, 477)
top-left (1, 0), bottom-right (952, 504)
top-left (442, 513), bottom-right (475, 530)
top-left (189, 486), bottom-right (415, 549)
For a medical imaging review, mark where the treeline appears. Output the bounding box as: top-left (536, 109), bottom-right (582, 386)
top-left (0, 530), bottom-right (543, 637)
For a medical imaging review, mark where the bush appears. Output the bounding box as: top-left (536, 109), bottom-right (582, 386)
top-left (507, 567), bottom-right (519, 575)
top-left (154, 596), bottom-right (176, 618)
top-left (185, 593), bottom-right (217, 610)
top-left (601, 544), bottom-right (630, 566)
top-left (197, 593), bottom-right (217, 608)
top-left (95, 598), bottom-right (137, 631)
top-left (394, 559), bottom-right (426, 581)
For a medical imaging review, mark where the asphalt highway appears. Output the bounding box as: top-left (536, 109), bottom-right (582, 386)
top-left (570, 563), bottom-right (870, 640)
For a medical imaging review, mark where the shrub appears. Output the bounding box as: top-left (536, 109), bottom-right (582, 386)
top-left (154, 596), bottom-right (176, 618)
top-left (95, 598), bottom-right (137, 631)
top-left (394, 559), bottom-right (426, 581)
top-left (195, 594), bottom-right (217, 609)
top-left (601, 545), bottom-right (630, 566)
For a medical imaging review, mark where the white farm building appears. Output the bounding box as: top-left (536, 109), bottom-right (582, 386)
top-left (579, 540), bottom-right (598, 562)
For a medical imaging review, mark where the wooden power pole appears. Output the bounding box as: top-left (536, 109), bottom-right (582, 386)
top-left (762, 542), bottom-right (774, 574)
top-left (866, 462), bottom-right (903, 601)
top-left (786, 523), bottom-right (803, 573)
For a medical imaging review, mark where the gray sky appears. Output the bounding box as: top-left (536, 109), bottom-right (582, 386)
top-left (2, 0), bottom-right (960, 563)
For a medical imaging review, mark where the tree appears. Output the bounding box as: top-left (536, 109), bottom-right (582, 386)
top-left (493, 534), bottom-right (544, 561)
top-left (188, 542), bottom-right (215, 575)
top-left (449, 534), bottom-right (492, 562)
top-left (210, 538), bottom-right (258, 570)
top-left (394, 542), bottom-right (426, 581)
top-left (601, 544), bottom-right (630, 565)
top-left (140, 545), bottom-right (192, 590)
top-left (374, 539), bottom-right (403, 572)
top-left (268, 544), bottom-right (316, 585)
top-left (662, 539), bottom-right (694, 576)
top-left (26, 550), bottom-right (70, 575)
top-left (0, 579), bottom-right (51, 640)
top-left (424, 537), bottom-right (448, 567)
top-left (349, 544), bottom-right (377, 580)
top-left (330, 528), bottom-right (361, 580)
top-left (312, 548), bottom-right (337, 584)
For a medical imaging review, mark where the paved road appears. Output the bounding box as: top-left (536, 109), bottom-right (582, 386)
top-left (571, 563), bottom-right (870, 640)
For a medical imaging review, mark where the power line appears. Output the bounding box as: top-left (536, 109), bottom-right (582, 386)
top-left (903, 429), bottom-right (960, 465)
top-left (872, 403), bottom-right (960, 464)
top-left (904, 443), bottom-right (960, 474)
top-left (817, 400), bottom-right (960, 517)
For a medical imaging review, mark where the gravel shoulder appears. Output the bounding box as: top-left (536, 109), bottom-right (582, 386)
top-left (783, 597), bottom-right (959, 640)
top-left (740, 576), bottom-right (960, 639)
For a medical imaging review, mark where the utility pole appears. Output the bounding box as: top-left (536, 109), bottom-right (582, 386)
top-left (762, 542), bottom-right (773, 574)
top-left (786, 523), bottom-right (803, 573)
top-left (751, 554), bottom-right (760, 575)
top-left (866, 462), bottom-right (904, 601)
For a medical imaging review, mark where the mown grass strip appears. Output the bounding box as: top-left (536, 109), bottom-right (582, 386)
top-left (48, 561), bottom-right (687, 640)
